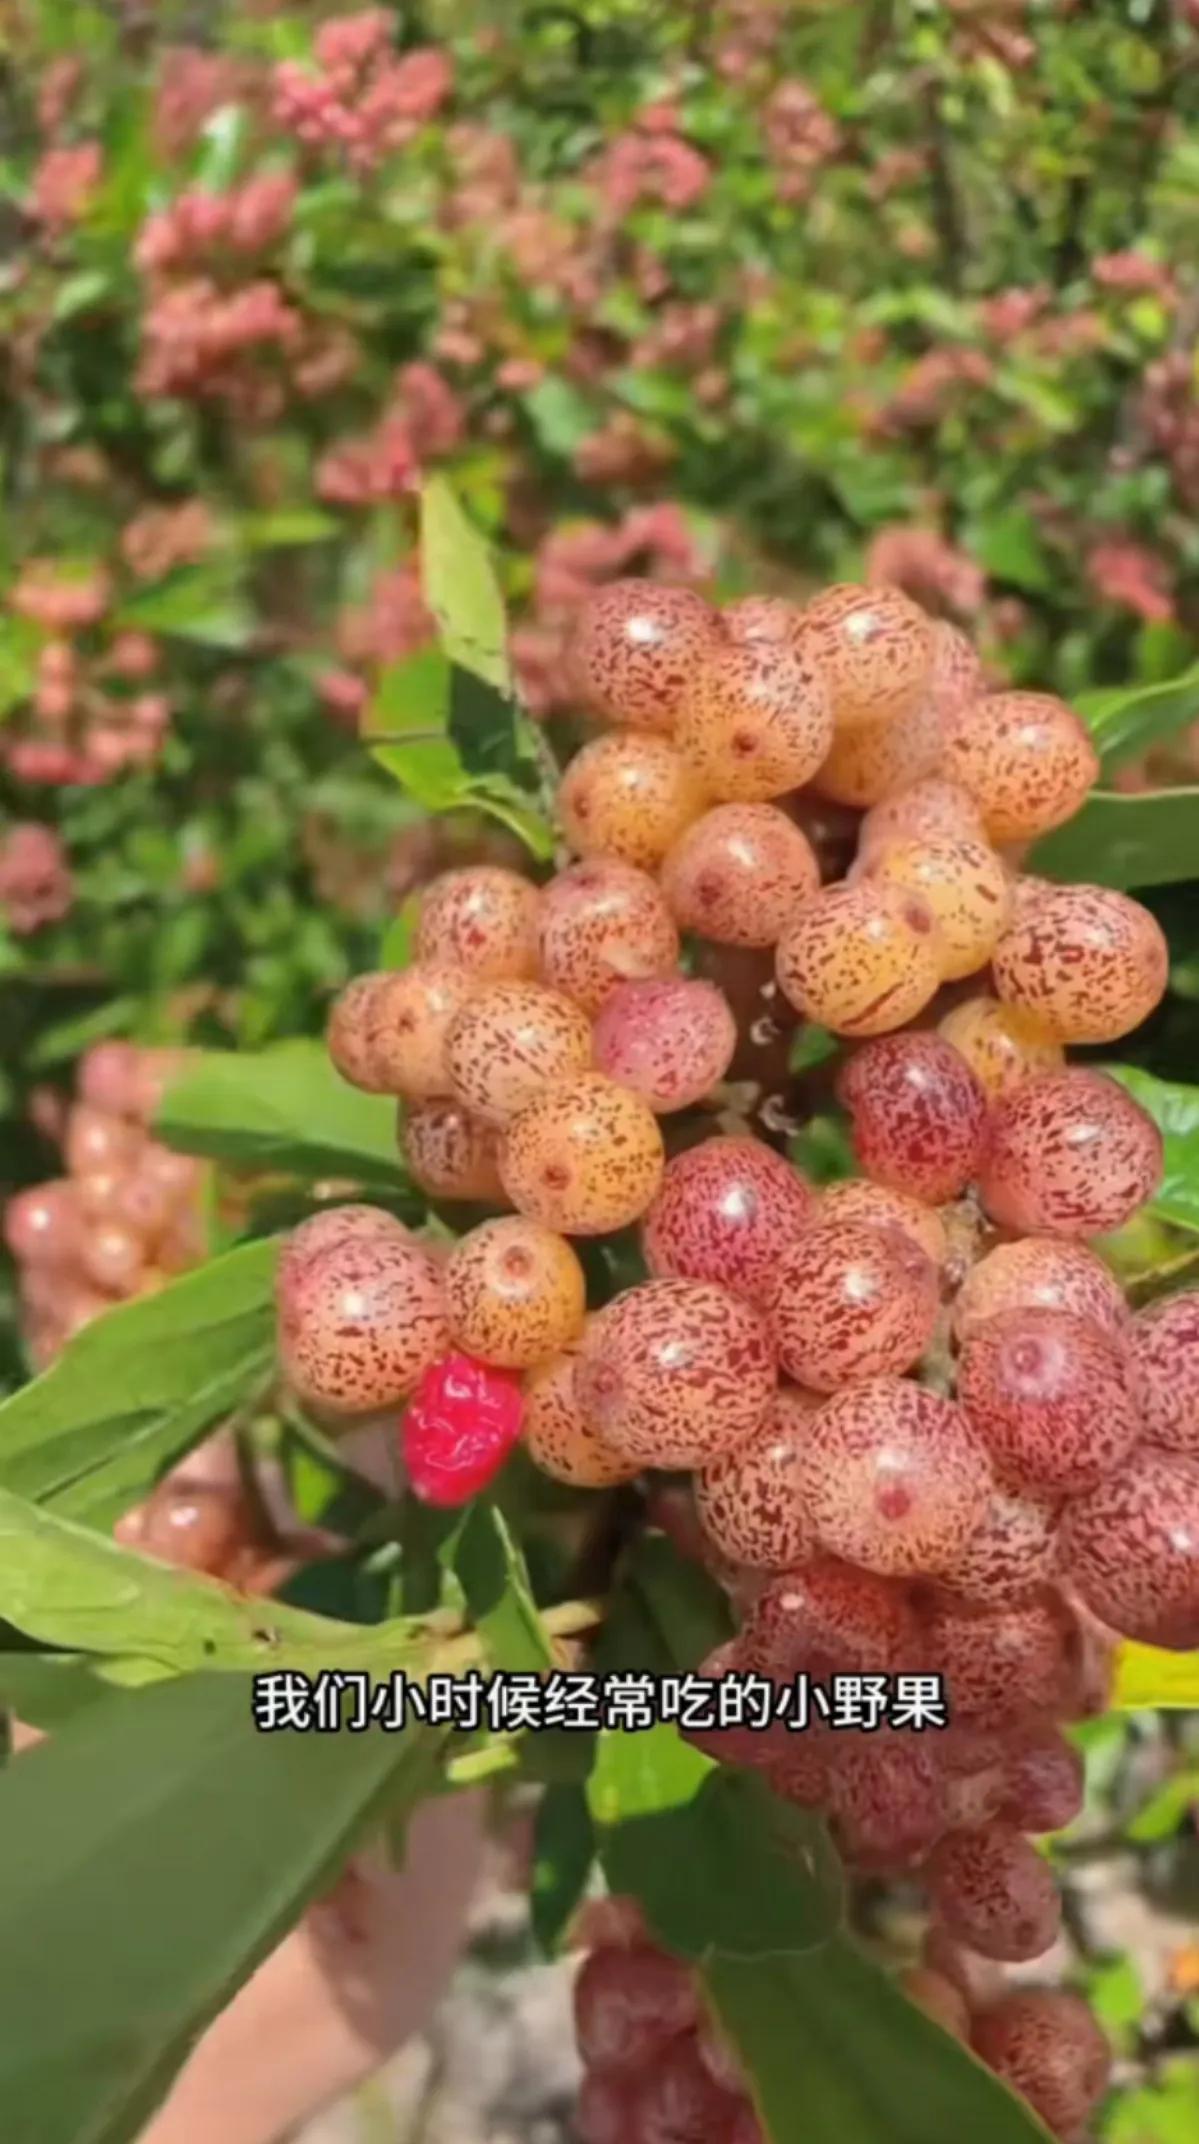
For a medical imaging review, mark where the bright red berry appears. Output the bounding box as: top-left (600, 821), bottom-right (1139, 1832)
top-left (402, 1352), bottom-right (525, 1506)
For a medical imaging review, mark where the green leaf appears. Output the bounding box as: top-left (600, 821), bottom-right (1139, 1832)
top-left (522, 377), bottom-right (597, 456)
top-left (531, 1784), bottom-right (595, 1955)
top-left (970, 505), bottom-right (1053, 593)
top-left (445, 1502), bottom-right (553, 1673)
top-left (0, 1651), bottom-right (134, 1731)
top-left (1126, 1770), bottom-right (1199, 1843)
top-left (590, 1731), bottom-right (842, 1963)
top-left (115, 565), bottom-right (255, 650)
top-left (705, 1942), bottom-right (1054, 2144)
top-left (0, 1241), bottom-right (277, 1521)
top-left (237, 509), bottom-right (339, 549)
top-left (1030, 787), bottom-right (1199, 889)
top-left (1102, 1066), bottom-right (1199, 1235)
top-left (379, 894), bottom-right (421, 970)
top-left (1106, 2061), bottom-right (1199, 2144)
top-left (156, 1044), bottom-right (408, 1190)
top-left (420, 475), bottom-right (512, 694)
top-left (0, 1670), bottom-right (436, 2144)
top-left (1078, 662), bottom-right (1199, 774)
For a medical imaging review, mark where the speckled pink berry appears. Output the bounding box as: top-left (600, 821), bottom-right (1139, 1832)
top-left (977, 1069), bottom-right (1162, 1239)
top-left (499, 1073), bottom-right (664, 1235)
top-left (641, 1136), bottom-right (817, 1301)
top-left (1131, 1289), bottom-right (1199, 1453)
top-left (1059, 1449), bottom-right (1199, 1649)
top-left (838, 1033), bottom-right (988, 1204)
top-left (941, 690), bottom-right (1100, 842)
top-left (818, 1179), bottom-right (948, 1272)
top-left (415, 866), bottom-right (539, 980)
top-left (537, 860), bottom-right (679, 1016)
top-left (327, 963), bottom-right (475, 1098)
top-left (767, 1218), bottom-right (939, 1392)
top-left (740, 1555), bottom-right (919, 1679)
top-left (971, 1991), bottom-right (1111, 2137)
top-left (566, 578), bottom-right (725, 735)
top-left (695, 1386), bottom-right (820, 1569)
top-left (797, 1377), bottom-right (993, 1577)
top-left (936, 1481), bottom-right (1061, 1609)
top-left (992, 882), bottom-right (1169, 1044)
top-left (794, 583), bottom-right (934, 733)
top-left (858, 774), bottom-right (987, 859)
top-left (277, 1231), bottom-right (449, 1418)
top-left (444, 981), bottom-right (592, 1125)
top-left (574, 1277), bottom-right (777, 1467)
top-left (401, 1097), bottom-right (507, 1203)
top-left (929, 1823), bottom-right (1062, 1962)
top-left (675, 638), bottom-right (833, 802)
top-left (957, 1307), bottom-right (1142, 1494)
top-left (954, 1238), bottom-right (1129, 1345)
top-left (920, 1590), bottom-right (1081, 1727)
top-left (660, 801), bottom-right (820, 946)
top-left (592, 976), bottom-right (736, 1113)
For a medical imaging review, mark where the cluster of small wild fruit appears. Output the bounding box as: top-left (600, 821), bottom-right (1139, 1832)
top-left (277, 576), bottom-right (1197, 2138)
top-left (568, 1895), bottom-right (1112, 2144)
top-left (4, 1041), bottom-right (204, 1367)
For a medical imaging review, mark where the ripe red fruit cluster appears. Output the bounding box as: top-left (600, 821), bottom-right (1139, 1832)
top-left (570, 1899), bottom-right (1110, 2144)
top-left (280, 576), bottom-right (1192, 2134)
top-left (5, 1041), bottom-right (204, 1365)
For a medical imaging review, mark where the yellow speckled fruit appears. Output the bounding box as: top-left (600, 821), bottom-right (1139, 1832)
top-left (675, 638), bottom-right (833, 802)
top-left (327, 962), bottom-right (475, 1099)
top-left (523, 1321), bottom-right (640, 1486)
top-left (819, 1178), bottom-right (948, 1271)
top-left (557, 732), bottom-right (708, 870)
top-left (660, 801), bottom-right (821, 947)
top-left (444, 981), bottom-right (592, 1125)
top-left (537, 860), bottom-right (679, 1015)
top-left (443, 1216), bottom-right (585, 1368)
top-left (401, 1097), bottom-right (507, 1202)
top-left (499, 1073), bottom-right (664, 1235)
top-left (858, 775), bottom-right (986, 858)
top-left (794, 584), bottom-right (934, 732)
top-left (416, 866), bottom-right (540, 981)
top-left (991, 882), bottom-right (1169, 1045)
top-left (937, 995), bottom-right (1064, 1098)
top-left (811, 692), bottom-right (943, 808)
top-left (776, 881), bottom-right (944, 1035)
top-left (941, 692), bottom-right (1100, 842)
top-left (866, 836), bottom-right (1012, 982)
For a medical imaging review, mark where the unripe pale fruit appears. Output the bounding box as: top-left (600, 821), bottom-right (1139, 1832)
top-left (537, 860), bottom-right (679, 1015)
top-left (838, 1032), bottom-right (988, 1204)
top-left (1131, 1289), bottom-right (1199, 1452)
top-left (524, 1329), bottom-right (640, 1487)
top-left (415, 865), bottom-right (540, 980)
top-left (574, 1277), bottom-right (776, 1468)
top-left (695, 1387), bottom-right (820, 1569)
top-left (956, 1307), bottom-right (1142, 1494)
top-left (858, 774), bottom-right (986, 858)
top-left (79, 1220), bottom-right (145, 1297)
top-left (937, 995), bottom-right (1063, 1098)
top-left (865, 835), bottom-right (1012, 981)
top-left (1014, 1225), bottom-right (1127, 1357)
top-left (919, 1590), bottom-right (1081, 1727)
top-left (499, 1074), bottom-right (664, 1235)
top-left (566, 578), bottom-right (724, 734)
top-left (401, 1097), bottom-right (506, 1203)
top-left (443, 1216), bottom-right (585, 1368)
top-left (557, 731), bottom-right (708, 869)
top-left (641, 1135), bottom-right (817, 1301)
top-left (327, 963), bottom-right (475, 1097)
top-left (675, 639), bottom-right (833, 802)
top-left (978, 1068), bottom-right (1162, 1239)
top-left (591, 976), bottom-right (736, 1113)
top-left (660, 801), bottom-right (820, 946)
top-left (971, 1991), bottom-right (1111, 2138)
top-left (934, 1480), bottom-right (1060, 1608)
top-left (992, 882), bottom-right (1168, 1044)
top-left (4, 1179), bottom-right (80, 1266)
top-left (444, 981), bottom-right (592, 1124)
top-left (767, 1218), bottom-right (939, 1391)
top-left (797, 1378), bottom-right (993, 1577)
top-left (818, 1179), bottom-right (948, 1271)
top-left (120, 1479), bottom-right (250, 1577)
top-left (810, 693), bottom-right (943, 808)
top-left (776, 881), bottom-right (943, 1036)
top-left (277, 1233), bottom-right (449, 1417)
top-left (1059, 1449), bottom-right (1199, 1649)
top-left (65, 1105), bottom-right (137, 1176)
top-left (929, 1823), bottom-right (1062, 1962)
top-left (794, 583), bottom-right (934, 733)
top-left (940, 690), bottom-right (1099, 842)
